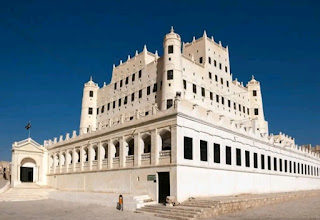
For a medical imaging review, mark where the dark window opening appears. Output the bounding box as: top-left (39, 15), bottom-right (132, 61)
top-left (254, 153), bottom-right (258, 168)
top-left (268, 156), bottom-right (271, 170)
top-left (89, 91), bottom-right (94, 97)
top-left (274, 157), bottom-right (277, 171)
top-left (253, 90), bottom-right (257, 96)
top-left (139, 89), bottom-right (142, 98)
top-left (167, 70), bottom-right (173, 80)
top-left (245, 150), bottom-right (250, 167)
top-left (184, 137), bottom-right (193, 160)
top-left (88, 107), bottom-right (93, 115)
top-left (200, 140), bottom-right (208, 161)
top-left (214, 143), bottom-right (220, 163)
top-left (226, 146), bottom-right (231, 165)
top-left (261, 154), bottom-right (265, 169)
top-left (139, 70), bottom-right (142, 78)
top-left (236, 148), bottom-right (241, 166)
top-left (153, 83), bottom-right (157, 92)
top-left (132, 73), bottom-right (135, 82)
top-left (147, 86), bottom-right (151, 95)
top-left (199, 57), bottom-right (203, 64)
top-left (167, 99), bottom-right (173, 109)
top-left (254, 108), bottom-right (259, 115)
top-left (193, 84), bottom-right (197, 94)
top-left (168, 45), bottom-right (173, 54)
top-left (201, 87), bottom-right (205, 97)
top-left (183, 80), bottom-right (187, 89)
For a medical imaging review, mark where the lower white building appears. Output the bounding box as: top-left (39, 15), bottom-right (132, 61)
top-left (10, 28), bottom-right (320, 203)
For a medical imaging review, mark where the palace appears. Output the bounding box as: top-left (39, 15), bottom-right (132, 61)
top-left (11, 28), bottom-right (320, 205)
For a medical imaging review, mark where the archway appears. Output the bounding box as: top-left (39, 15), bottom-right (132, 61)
top-left (126, 138), bottom-right (134, 156)
top-left (142, 134), bottom-right (151, 153)
top-left (20, 158), bottom-right (36, 183)
top-left (159, 129), bottom-right (171, 151)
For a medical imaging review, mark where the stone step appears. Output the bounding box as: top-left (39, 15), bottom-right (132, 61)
top-left (138, 208), bottom-right (199, 218)
top-left (143, 205), bottom-right (204, 212)
top-left (154, 213), bottom-right (195, 220)
top-left (139, 207), bottom-right (201, 216)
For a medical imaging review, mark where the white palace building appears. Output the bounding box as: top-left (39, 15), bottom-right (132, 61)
top-left (11, 28), bottom-right (320, 204)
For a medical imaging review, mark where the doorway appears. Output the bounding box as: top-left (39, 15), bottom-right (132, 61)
top-left (158, 172), bottom-right (170, 204)
top-left (20, 167), bottom-right (33, 182)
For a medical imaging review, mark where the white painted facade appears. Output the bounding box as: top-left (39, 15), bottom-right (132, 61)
top-left (11, 28), bottom-right (320, 203)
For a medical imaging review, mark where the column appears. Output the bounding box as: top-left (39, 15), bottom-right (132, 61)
top-left (120, 137), bottom-right (126, 168)
top-left (108, 140), bottom-right (113, 169)
top-left (98, 142), bottom-right (103, 170)
top-left (134, 133), bottom-right (142, 167)
top-left (88, 144), bottom-right (93, 170)
top-left (72, 148), bottom-right (76, 172)
top-left (171, 125), bottom-right (180, 164)
top-left (151, 129), bottom-right (159, 165)
top-left (65, 150), bottom-right (69, 172)
top-left (80, 146), bottom-right (84, 171)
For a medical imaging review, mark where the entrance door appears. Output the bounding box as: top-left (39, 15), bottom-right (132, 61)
top-left (158, 172), bottom-right (170, 204)
top-left (20, 167), bottom-right (33, 182)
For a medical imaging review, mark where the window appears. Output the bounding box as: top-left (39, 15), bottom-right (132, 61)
top-left (247, 108), bottom-right (250, 115)
top-left (301, 163), bottom-right (304, 174)
top-left (131, 93), bottom-right (135, 102)
top-left (124, 96), bottom-right (127, 105)
top-left (200, 140), bottom-right (208, 161)
top-left (147, 86), bottom-right (151, 95)
top-left (101, 105), bottom-right (104, 113)
top-left (219, 63), bottom-right (222, 69)
top-left (215, 75), bottom-right (218, 82)
top-left (236, 148), bottom-right (241, 166)
top-left (261, 154), bottom-right (265, 169)
top-left (167, 99), bottom-right (173, 109)
top-left (168, 45), bottom-right (173, 54)
top-left (274, 157), bottom-right (277, 171)
top-left (201, 87), bottom-right (205, 97)
top-left (245, 151), bottom-right (250, 167)
top-left (139, 70), bottom-right (142, 78)
top-left (268, 156), bottom-right (271, 170)
top-left (184, 137), bottom-right (193, 160)
top-left (210, 92), bottom-right (213, 100)
top-left (226, 81), bottom-right (229, 87)
top-left (220, 78), bottom-right (223, 85)
top-left (132, 73), bottom-right (135, 82)
top-left (118, 98), bottom-right (121, 107)
top-left (139, 89), bottom-right (142, 98)
top-left (107, 103), bottom-right (110, 111)
top-left (298, 163), bottom-right (300, 174)
top-left (253, 90), bottom-right (257, 96)
top-left (208, 57), bottom-right (211, 64)
top-left (214, 60), bottom-right (217, 67)
top-left (243, 106), bottom-right (245, 113)
top-left (114, 83), bottom-right (117, 90)
top-left (239, 104), bottom-right (241, 111)
top-left (234, 103), bottom-right (236, 110)
top-left (226, 146), bottom-right (231, 165)
top-left (193, 84), bottom-right (197, 94)
top-left (89, 91), bottom-right (93, 97)
top-left (228, 100), bottom-right (231, 108)
top-left (294, 162), bottom-right (296, 174)
top-left (199, 57), bottom-right (203, 64)
top-left (225, 66), bottom-right (228, 73)
top-left (153, 83), bottom-right (157, 92)
top-left (209, 72), bottom-right (212, 79)
top-left (254, 153), bottom-right (258, 168)
top-left (279, 159), bottom-right (282, 172)
top-left (97, 108), bottom-right (99, 115)
top-left (88, 107), bottom-right (93, 115)
top-left (254, 108), bottom-right (259, 115)
top-left (125, 77), bottom-right (129, 85)
top-left (289, 161), bottom-right (292, 173)
top-left (216, 95), bottom-right (219, 103)
top-left (120, 80), bottom-right (123, 87)
top-left (167, 70), bottom-right (173, 80)
top-left (285, 160), bottom-right (288, 172)
top-left (221, 97), bottom-right (225, 105)
top-left (214, 143), bottom-right (220, 163)
top-left (183, 80), bottom-right (186, 89)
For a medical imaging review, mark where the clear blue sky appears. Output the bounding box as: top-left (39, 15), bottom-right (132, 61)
top-left (0, 1), bottom-right (319, 161)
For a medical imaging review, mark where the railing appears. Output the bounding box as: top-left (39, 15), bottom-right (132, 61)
top-left (126, 155), bottom-right (134, 161)
top-left (141, 153), bottom-right (151, 160)
top-left (159, 150), bottom-right (171, 158)
top-left (92, 160), bottom-right (98, 166)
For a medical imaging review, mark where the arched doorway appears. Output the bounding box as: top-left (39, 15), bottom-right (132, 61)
top-left (20, 158), bottom-right (36, 183)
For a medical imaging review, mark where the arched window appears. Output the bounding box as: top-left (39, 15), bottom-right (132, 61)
top-left (114, 141), bottom-right (120, 157)
top-left (93, 146), bottom-right (98, 161)
top-left (142, 134), bottom-right (151, 153)
top-left (76, 149), bottom-right (80, 163)
top-left (84, 148), bottom-right (89, 162)
top-left (103, 143), bottom-right (108, 159)
top-left (127, 138), bottom-right (134, 156)
top-left (160, 130), bottom-right (171, 151)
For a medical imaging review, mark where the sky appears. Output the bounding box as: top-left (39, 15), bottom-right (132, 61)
top-left (0, 1), bottom-right (319, 161)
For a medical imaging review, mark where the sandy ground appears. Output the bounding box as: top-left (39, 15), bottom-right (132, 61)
top-left (211, 193), bottom-right (320, 220)
top-left (0, 199), bottom-right (162, 220)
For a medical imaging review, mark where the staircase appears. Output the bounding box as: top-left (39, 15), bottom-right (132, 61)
top-left (0, 183), bottom-right (55, 202)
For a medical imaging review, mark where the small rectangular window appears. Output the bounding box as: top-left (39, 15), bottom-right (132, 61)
top-left (167, 70), bottom-right (173, 80)
top-left (216, 95), bottom-right (219, 103)
top-left (88, 107), bottom-right (93, 115)
top-left (294, 162), bottom-right (296, 174)
top-left (183, 80), bottom-right (187, 89)
top-left (274, 158), bottom-right (277, 171)
top-left (201, 87), bottom-right (205, 97)
top-left (301, 164), bottom-right (304, 174)
top-left (132, 73), bottom-right (135, 82)
top-left (193, 84), bottom-right (197, 94)
top-left (113, 101), bottom-right (116, 109)
top-left (124, 96), bottom-right (127, 104)
top-left (221, 97), bottom-right (225, 105)
top-left (247, 108), bottom-right (250, 115)
top-left (184, 137), bottom-right (193, 160)
top-left (253, 90), bottom-right (257, 96)
top-left (215, 75), bottom-right (218, 82)
top-left (120, 80), bottom-right (123, 87)
top-left (236, 148), bottom-right (241, 166)
top-left (118, 98), bottom-right (121, 107)
top-left (290, 161), bottom-right (292, 173)
top-left (226, 146), bottom-right (231, 165)
top-left (208, 57), bottom-right (211, 64)
top-left (239, 104), bottom-right (241, 111)
top-left (168, 45), bottom-right (173, 54)
top-left (199, 57), bottom-right (203, 64)
top-left (298, 163), bottom-right (300, 174)
top-left (220, 78), bottom-right (223, 85)
top-left (139, 89), bottom-right (142, 98)
top-left (219, 63), bottom-right (222, 69)
top-left (139, 70), bottom-right (142, 78)
top-left (114, 83), bottom-right (117, 90)
top-left (125, 77), bottom-right (129, 85)
top-left (101, 105), bottom-right (104, 113)
top-left (209, 72), bottom-right (212, 79)
top-left (243, 106), bottom-right (245, 113)
top-left (254, 108), bottom-right (259, 115)
top-left (167, 99), bottom-right (173, 109)
top-left (268, 156), bottom-right (271, 170)
top-left (131, 93), bottom-right (135, 102)
top-left (214, 60), bottom-right (217, 67)
top-left (254, 153), bottom-right (258, 168)
top-left (226, 81), bottom-right (229, 87)
top-left (225, 66), bottom-right (228, 73)
top-left (261, 154), bottom-right (265, 169)
top-left (285, 160), bottom-right (288, 172)
top-left (228, 100), bottom-right (231, 108)
top-left (210, 92), bottom-right (213, 100)
top-left (214, 143), bottom-right (220, 163)
top-left (107, 103), bottom-right (110, 110)
top-left (200, 140), bottom-right (208, 162)
top-left (234, 102), bottom-right (236, 110)
top-left (153, 83), bottom-right (157, 92)
top-left (147, 86), bottom-right (151, 95)
top-left (279, 159), bottom-right (282, 172)
top-left (97, 108), bottom-right (99, 115)
top-left (245, 150), bottom-right (250, 167)
top-left (89, 91), bottom-right (94, 97)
